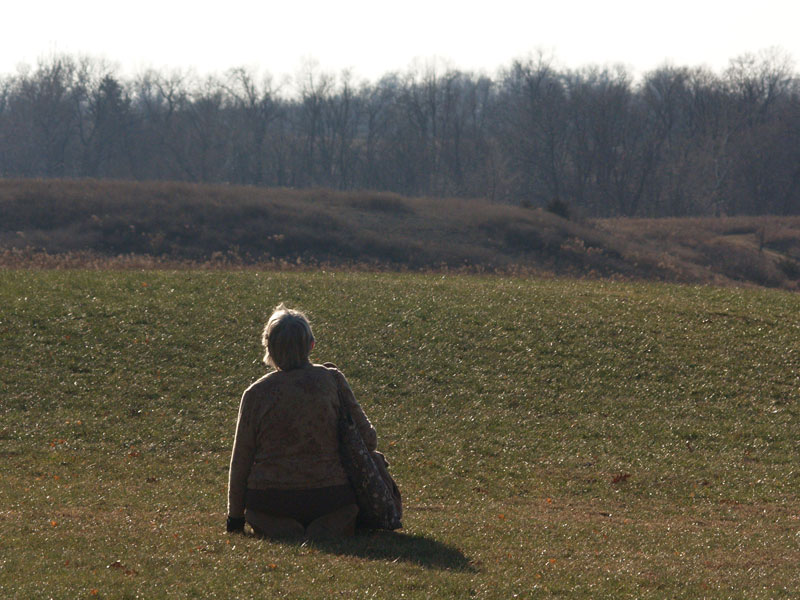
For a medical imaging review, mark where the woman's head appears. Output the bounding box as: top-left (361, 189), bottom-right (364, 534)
top-left (262, 304), bottom-right (315, 370)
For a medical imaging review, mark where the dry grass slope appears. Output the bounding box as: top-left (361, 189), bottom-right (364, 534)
top-left (599, 216), bottom-right (800, 290)
top-left (1, 178), bottom-right (799, 289)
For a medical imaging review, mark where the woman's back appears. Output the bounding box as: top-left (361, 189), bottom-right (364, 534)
top-left (229, 363), bottom-right (377, 512)
top-left (243, 364), bottom-right (347, 489)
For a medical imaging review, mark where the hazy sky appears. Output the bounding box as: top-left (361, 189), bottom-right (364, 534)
top-left (4, 0), bottom-right (799, 82)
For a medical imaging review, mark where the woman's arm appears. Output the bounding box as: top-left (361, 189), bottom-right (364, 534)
top-left (227, 389), bottom-right (256, 522)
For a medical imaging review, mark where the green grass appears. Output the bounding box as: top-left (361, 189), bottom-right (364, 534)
top-left (1, 271), bottom-right (799, 598)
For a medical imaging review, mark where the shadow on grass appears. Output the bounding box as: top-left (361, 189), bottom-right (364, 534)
top-left (311, 530), bottom-right (476, 572)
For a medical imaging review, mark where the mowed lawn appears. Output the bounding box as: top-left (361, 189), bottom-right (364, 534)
top-left (1, 271), bottom-right (798, 599)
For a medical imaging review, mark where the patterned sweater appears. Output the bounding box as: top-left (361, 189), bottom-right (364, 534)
top-left (227, 363), bottom-right (377, 518)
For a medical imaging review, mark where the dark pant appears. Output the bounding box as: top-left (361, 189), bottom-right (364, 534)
top-left (245, 485), bottom-right (357, 527)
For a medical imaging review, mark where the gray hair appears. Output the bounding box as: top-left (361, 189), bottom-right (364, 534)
top-left (262, 304), bottom-right (315, 370)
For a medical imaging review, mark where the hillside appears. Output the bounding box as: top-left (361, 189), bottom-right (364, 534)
top-left (1, 178), bottom-right (799, 289)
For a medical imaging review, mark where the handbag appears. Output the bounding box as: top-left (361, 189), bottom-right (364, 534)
top-left (336, 389), bottom-right (402, 530)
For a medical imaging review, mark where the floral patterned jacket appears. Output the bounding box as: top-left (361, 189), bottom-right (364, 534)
top-left (227, 363), bottom-right (377, 518)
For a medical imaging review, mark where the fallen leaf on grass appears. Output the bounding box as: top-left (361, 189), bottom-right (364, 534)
top-left (611, 473), bottom-right (631, 484)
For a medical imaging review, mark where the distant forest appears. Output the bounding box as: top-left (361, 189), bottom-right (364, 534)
top-left (1, 50), bottom-right (799, 217)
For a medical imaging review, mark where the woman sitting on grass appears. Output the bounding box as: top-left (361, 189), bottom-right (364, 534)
top-left (226, 304), bottom-right (378, 538)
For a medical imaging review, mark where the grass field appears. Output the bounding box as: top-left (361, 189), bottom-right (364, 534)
top-left (1, 270), bottom-right (799, 598)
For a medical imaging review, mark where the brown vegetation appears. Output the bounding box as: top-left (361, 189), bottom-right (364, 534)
top-left (1, 178), bottom-right (799, 289)
top-left (598, 216), bottom-right (800, 289)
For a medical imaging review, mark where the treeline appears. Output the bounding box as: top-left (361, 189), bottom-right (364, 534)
top-left (1, 51), bottom-right (799, 217)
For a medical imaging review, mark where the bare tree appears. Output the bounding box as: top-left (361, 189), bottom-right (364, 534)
top-left (224, 68), bottom-right (279, 185)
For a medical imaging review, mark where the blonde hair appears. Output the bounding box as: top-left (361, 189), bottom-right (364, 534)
top-left (262, 304), bottom-right (314, 370)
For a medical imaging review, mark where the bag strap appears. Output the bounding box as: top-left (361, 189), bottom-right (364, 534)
top-left (322, 362), bottom-right (348, 417)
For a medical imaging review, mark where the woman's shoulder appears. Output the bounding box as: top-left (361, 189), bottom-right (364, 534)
top-left (244, 364), bottom-right (343, 397)
top-left (243, 370), bottom-right (281, 396)
top-left (315, 362), bottom-right (348, 382)
top-left (247, 364), bottom-right (340, 388)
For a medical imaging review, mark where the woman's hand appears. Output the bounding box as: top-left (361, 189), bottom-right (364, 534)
top-left (226, 515), bottom-right (245, 533)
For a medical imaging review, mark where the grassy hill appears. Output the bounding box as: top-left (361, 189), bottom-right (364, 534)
top-left (1, 271), bottom-right (798, 598)
top-left (2, 178), bottom-right (800, 289)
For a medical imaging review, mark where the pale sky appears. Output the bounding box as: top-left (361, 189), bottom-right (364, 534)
top-left (3, 0), bottom-right (799, 83)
